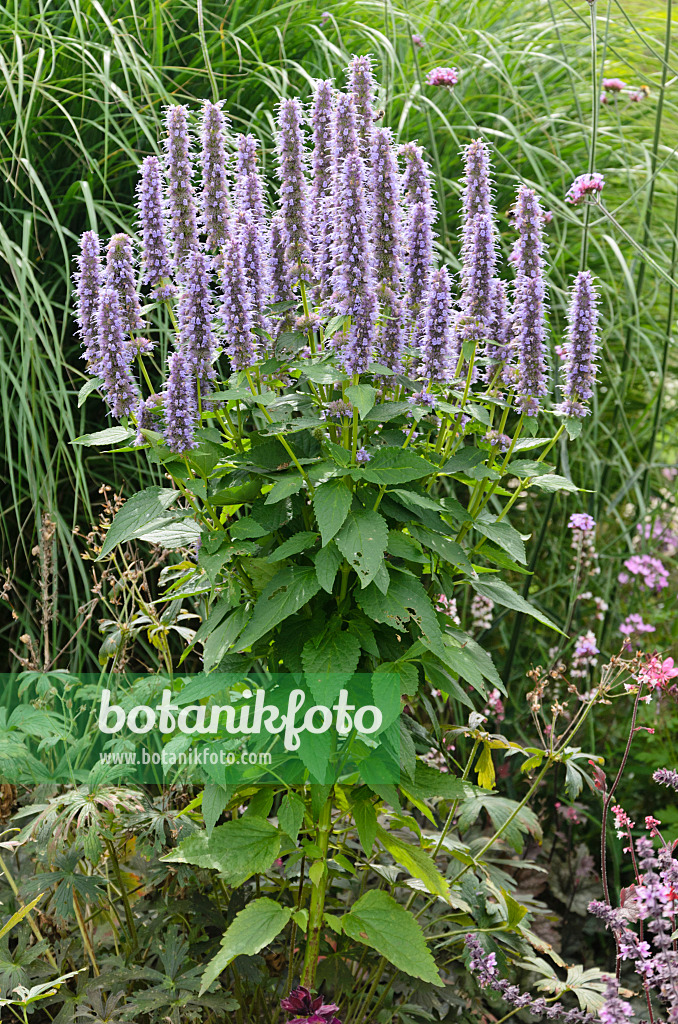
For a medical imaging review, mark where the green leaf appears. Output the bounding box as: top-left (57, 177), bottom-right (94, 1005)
top-left (266, 532), bottom-right (319, 562)
top-left (377, 826), bottom-right (451, 903)
top-left (474, 513), bottom-right (526, 564)
top-left (77, 377), bottom-right (103, 407)
top-left (200, 899), bottom-right (292, 994)
top-left (202, 784), bottom-right (230, 835)
top-left (531, 473), bottom-right (579, 493)
top-left (211, 479), bottom-right (263, 505)
top-left (265, 474), bottom-right (305, 504)
top-left (389, 489), bottom-right (442, 512)
top-left (235, 567), bottom-right (321, 650)
top-left (302, 626), bottom-right (361, 703)
top-left (313, 478), bottom-right (353, 545)
top-left (475, 743), bottom-right (495, 789)
top-left (362, 449), bottom-right (437, 485)
top-left (98, 487), bottom-right (181, 559)
top-left (408, 525), bottom-right (473, 573)
top-left (203, 606), bottom-right (251, 672)
top-left (386, 530), bottom-right (426, 562)
top-left (470, 578), bottom-right (563, 633)
top-left (0, 895), bottom-right (44, 941)
top-left (374, 660), bottom-right (419, 697)
top-left (345, 384), bottom-right (377, 419)
top-left (278, 793), bottom-right (306, 841)
top-left (72, 426), bottom-right (134, 446)
top-left (340, 890), bottom-right (443, 986)
top-left (457, 794), bottom-right (542, 853)
top-left (314, 542), bottom-right (344, 594)
top-left (334, 510), bottom-right (388, 588)
top-left (352, 799), bottom-right (377, 854)
top-left (164, 818), bottom-right (281, 886)
top-left (356, 569), bottom-right (446, 658)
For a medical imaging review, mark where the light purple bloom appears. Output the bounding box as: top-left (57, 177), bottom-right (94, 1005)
top-left (603, 78), bottom-right (626, 92)
top-left (371, 128), bottom-right (405, 370)
top-left (597, 977), bottom-right (633, 1024)
top-left (96, 287), bottom-right (139, 417)
top-left (267, 214), bottom-right (295, 336)
top-left (405, 201), bottom-right (433, 333)
top-left (74, 230), bottom-right (103, 370)
top-left (164, 349), bottom-right (197, 454)
top-left (356, 447), bottom-right (371, 463)
top-left (137, 156), bottom-right (175, 300)
top-left (455, 213), bottom-right (497, 353)
top-left (238, 210), bottom-right (271, 337)
top-left (421, 266), bottom-right (453, 383)
top-left (104, 233), bottom-right (144, 334)
top-left (654, 767), bottom-right (678, 791)
top-left (276, 98), bottom-right (311, 285)
top-left (178, 250), bottom-right (216, 392)
top-left (425, 66), bottom-right (458, 88)
top-left (346, 54), bottom-right (376, 155)
top-left (164, 104), bottom-right (200, 271)
top-left (235, 134), bottom-right (267, 226)
top-left (486, 279), bottom-right (511, 385)
top-left (200, 100), bottom-right (231, 252)
top-left (511, 186), bottom-right (549, 415)
top-left (566, 172), bottom-right (605, 206)
top-left (567, 512), bottom-right (596, 531)
top-left (220, 234), bottom-right (257, 370)
top-left (557, 271), bottom-right (599, 418)
top-left (619, 554), bottom-right (669, 592)
top-left (310, 79), bottom-right (335, 294)
top-left (400, 141), bottom-right (433, 208)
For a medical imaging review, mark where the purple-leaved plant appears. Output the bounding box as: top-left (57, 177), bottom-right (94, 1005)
top-left (74, 230), bottom-right (103, 370)
top-left (137, 157), bottom-right (176, 300)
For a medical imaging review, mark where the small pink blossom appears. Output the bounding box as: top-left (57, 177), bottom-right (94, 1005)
top-left (637, 654), bottom-right (678, 693)
top-left (425, 67), bottom-right (459, 89)
top-left (612, 804), bottom-right (635, 839)
top-left (603, 78), bottom-right (626, 92)
top-left (566, 172), bottom-right (605, 206)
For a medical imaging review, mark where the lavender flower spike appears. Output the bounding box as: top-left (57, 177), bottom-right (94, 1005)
top-left (334, 152), bottom-right (377, 374)
top-left (137, 157), bottom-right (175, 300)
top-left (511, 185), bottom-right (549, 416)
top-left (200, 100), bottom-right (231, 252)
top-left (310, 79), bottom-right (335, 293)
top-left (421, 266), bottom-right (453, 382)
top-left (164, 350), bottom-right (198, 455)
top-left (462, 139), bottom-right (494, 223)
top-left (220, 234), bottom-right (257, 370)
top-left (400, 141), bottom-right (433, 209)
top-left (164, 104), bottom-right (200, 271)
top-left (96, 287), bottom-right (139, 418)
top-left (371, 128), bottom-right (405, 370)
top-left (455, 212), bottom-right (496, 348)
top-left (74, 230), bottom-right (102, 370)
top-left (104, 233), bottom-right (144, 334)
top-left (276, 98), bottom-right (312, 285)
top-left (556, 270), bottom-right (599, 418)
top-left (178, 250), bottom-right (216, 392)
top-left (239, 211), bottom-right (271, 337)
top-left (347, 54), bottom-right (377, 154)
top-left (405, 201), bottom-right (433, 328)
top-left (486, 279), bottom-right (512, 385)
top-left (267, 213), bottom-right (295, 336)
top-left (235, 135), bottom-right (267, 226)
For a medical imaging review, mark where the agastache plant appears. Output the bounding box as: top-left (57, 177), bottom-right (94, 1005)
top-left (137, 157), bottom-right (175, 300)
top-left (310, 79), bottom-right (335, 295)
top-left (74, 230), bottom-right (103, 369)
top-left (164, 349), bottom-right (197, 454)
top-left (276, 98), bottom-right (311, 286)
top-left (557, 270), bottom-right (600, 418)
top-left (220, 234), bottom-right (257, 370)
top-left (371, 127), bottom-right (404, 370)
top-left (235, 134), bottom-right (267, 226)
top-left (178, 250), bottom-right (216, 392)
top-left (164, 104), bottom-right (200, 272)
top-left (96, 287), bottom-right (139, 417)
top-left (200, 100), bottom-right (231, 252)
top-left (511, 186), bottom-right (549, 415)
top-left (104, 233), bottom-right (144, 334)
top-left (346, 53), bottom-right (376, 155)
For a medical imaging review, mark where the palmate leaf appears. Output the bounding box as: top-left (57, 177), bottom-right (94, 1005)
top-left (340, 890), bottom-right (443, 986)
top-left (235, 567), bottom-right (320, 650)
top-left (456, 793), bottom-right (542, 853)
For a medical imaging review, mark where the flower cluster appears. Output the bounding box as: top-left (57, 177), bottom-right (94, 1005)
top-left (618, 554), bottom-right (669, 592)
top-left (280, 987), bottom-right (341, 1024)
top-left (566, 173), bottom-right (605, 206)
top-left (571, 631), bottom-right (599, 679)
top-left (426, 66), bottom-right (459, 88)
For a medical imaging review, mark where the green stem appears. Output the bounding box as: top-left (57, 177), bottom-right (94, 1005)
top-left (301, 798), bottom-right (332, 989)
top-left (104, 838), bottom-right (138, 951)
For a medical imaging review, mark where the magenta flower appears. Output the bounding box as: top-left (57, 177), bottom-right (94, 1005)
top-left (412, 34), bottom-right (425, 49)
top-left (618, 554), bottom-right (669, 592)
top-left (280, 987), bottom-right (341, 1024)
top-left (425, 66), bottom-right (459, 88)
top-left (603, 78), bottom-right (626, 92)
top-left (638, 654), bottom-right (678, 692)
top-left (566, 172), bottom-right (605, 206)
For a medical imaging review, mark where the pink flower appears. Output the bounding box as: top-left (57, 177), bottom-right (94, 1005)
top-left (603, 78), bottom-right (626, 92)
top-left (568, 512), bottom-right (596, 531)
top-left (412, 34), bottom-right (425, 49)
top-left (566, 172), bottom-right (605, 206)
top-left (638, 654), bottom-right (678, 693)
top-left (612, 804), bottom-right (635, 838)
top-left (618, 554), bottom-right (669, 592)
top-left (644, 815), bottom-right (661, 837)
top-left (425, 67), bottom-right (459, 89)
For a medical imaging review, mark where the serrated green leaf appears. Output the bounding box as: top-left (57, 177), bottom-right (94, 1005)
top-left (362, 449), bottom-right (437, 485)
top-left (200, 899), bottom-right (292, 993)
top-left (313, 478), bottom-right (353, 545)
top-left (335, 510), bottom-right (388, 588)
top-left (314, 542), bottom-right (344, 593)
top-left (278, 792), bottom-right (306, 841)
top-left (302, 626), bottom-right (361, 703)
top-left (470, 578), bottom-right (563, 633)
top-left (235, 567), bottom-right (320, 649)
top-left (266, 532), bottom-right (319, 562)
top-left (73, 426), bottom-right (135, 447)
top-left (345, 384), bottom-right (377, 419)
top-left (98, 487), bottom-right (181, 559)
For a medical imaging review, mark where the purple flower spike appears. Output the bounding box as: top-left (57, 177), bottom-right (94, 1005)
top-left (556, 270), bottom-right (599, 418)
top-left (486, 279), bottom-right (511, 385)
top-left (421, 266), bottom-right (452, 382)
top-left (178, 250), bottom-right (216, 392)
top-left (405, 201), bottom-right (433, 327)
top-left (239, 211), bottom-right (271, 337)
top-left (235, 135), bottom-right (267, 226)
top-left (456, 213), bottom-right (496, 341)
top-left (104, 233), bottom-right (144, 334)
top-left (371, 128), bottom-right (404, 370)
top-left (346, 54), bottom-right (376, 154)
top-left (74, 230), bottom-right (103, 370)
top-left (462, 139), bottom-right (493, 222)
top-left (332, 91), bottom-right (359, 172)
top-left (200, 100), bottom-right (231, 252)
top-left (164, 349), bottom-right (198, 455)
top-left (511, 185), bottom-right (549, 416)
top-left (220, 234), bottom-right (257, 370)
top-left (400, 141), bottom-right (433, 208)
top-left (276, 98), bottom-right (312, 286)
top-left (333, 152), bottom-right (377, 372)
top-left (268, 214), bottom-right (295, 336)
top-left (96, 287), bottom-right (139, 418)
top-left (137, 157), bottom-right (175, 300)
top-left (310, 79), bottom-right (335, 293)
top-left (164, 104), bottom-right (200, 272)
